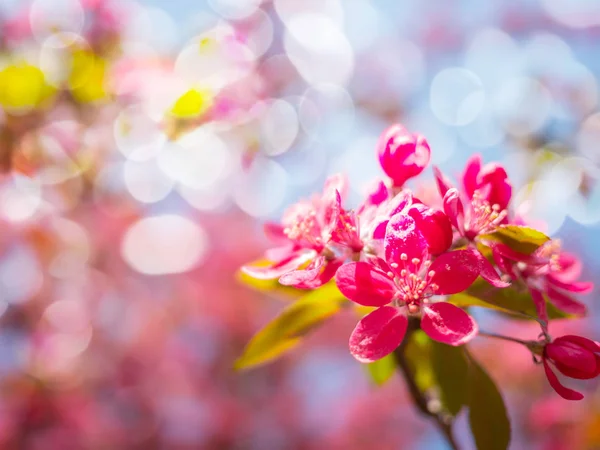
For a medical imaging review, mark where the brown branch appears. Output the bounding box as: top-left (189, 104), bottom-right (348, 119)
top-left (393, 319), bottom-right (460, 450)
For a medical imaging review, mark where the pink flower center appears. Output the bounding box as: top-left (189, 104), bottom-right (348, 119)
top-left (387, 253), bottom-right (439, 313)
top-left (538, 240), bottom-right (562, 272)
top-left (465, 190), bottom-right (507, 238)
top-left (283, 205), bottom-right (324, 250)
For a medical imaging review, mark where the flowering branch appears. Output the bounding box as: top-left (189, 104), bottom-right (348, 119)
top-left (239, 121), bottom-right (598, 450)
top-left (477, 331), bottom-right (532, 346)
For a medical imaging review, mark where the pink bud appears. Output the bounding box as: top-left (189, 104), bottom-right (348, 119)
top-left (542, 334), bottom-right (600, 400)
top-left (462, 155), bottom-right (512, 210)
top-left (377, 124), bottom-right (431, 187)
top-left (545, 335), bottom-right (600, 379)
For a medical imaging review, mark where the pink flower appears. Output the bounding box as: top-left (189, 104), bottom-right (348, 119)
top-left (356, 183), bottom-right (453, 257)
top-left (493, 240), bottom-right (593, 323)
top-left (241, 174), bottom-right (357, 289)
top-left (335, 213), bottom-right (498, 362)
top-left (377, 124), bottom-right (431, 187)
top-left (542, 335), bottom-right (600, 400)
top-left (434, 155), bottom-right (511, 241)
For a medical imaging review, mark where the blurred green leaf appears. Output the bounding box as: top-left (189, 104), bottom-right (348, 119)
top-left (234, 283), bottom-right (346, 370)
top-left (404, 330), bottom-right (435, 393)
top-left (431, 342), bottom-right (468, 416)
top-left (365, 354), bottom-right (396, 386)
top-left (450, 279), bottom-right (571, 320)
top-left (236, 260), bottom-right (306, 301)
top-left (466, 351), bottom-right (511, 450)
top-left (480, 225), bottom-right (549, 255)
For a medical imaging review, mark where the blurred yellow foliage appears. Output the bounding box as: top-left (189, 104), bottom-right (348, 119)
top-left (170, 88), bottom-right (213, 118)
top-left (69, 50), bottom-right (109, 103)
top-left (0, 63), bottom-right (56, 113)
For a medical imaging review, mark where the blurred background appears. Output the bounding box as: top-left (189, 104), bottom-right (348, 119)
top-left (0, 0), bottom-right (600, 448)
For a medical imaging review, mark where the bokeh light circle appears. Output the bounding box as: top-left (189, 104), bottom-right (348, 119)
top-left (430, 68), bottom-right (485, 126)
top-left (122, 215), bottom-right (209, 275)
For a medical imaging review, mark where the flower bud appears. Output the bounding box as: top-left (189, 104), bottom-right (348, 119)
top-left (462, 155), bottom-right (512, 210)
top-left (377, 124), bottom-right (431, 187)
top-left (544, 335), bottom-right (600, 380)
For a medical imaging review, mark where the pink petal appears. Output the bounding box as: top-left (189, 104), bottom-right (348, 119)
top-left (366, 180), bottom-right (390, 206)
top-left (478, 163), bottom-right (512, 209)
top-left (323, 173), bottom-right (348, 200)
top-left (371, 190), bottom-right (414, 240)
top-left (462, 154), bottom-right (482, 199)
top-left (279, 255), bottom-right (326, 287)
top-left (556, 335), bottom-right (600, 353)
top-left (384, 214), bottom-right (428, 274)
top-left (292, 258), bottom-right (344, 289)
top-left (492, 245), bottom-right (517, 280)
top-left (547, 286), bottom-right (587, 316)
top-left (321, 189), bottom-right (342, 240)
top-left (263, 222), bottom-right (287, 242)
top-left (265, 245), bottom-right (297, 262)
top-left (547, 276), bottom-right (593, 294)
top-left (386, 189), bottom-right (414, 217)
top-left (408, 204), bottom-right (453, 255)
top-left (428, 249), bottom-right (480, 295)
top-left (493, 243), bottom-right (544, 265)
top-left (553, 360), bottom-right (599, 380)
top-left (421, 302), bottom-right (478, 346)
top-left (543, 359), bottom-right (584, 401)
top-left (471, 249), bottom-right (510, 288)
top-left (442, 188), bottom-right (465, 232)
top-left (545, 342), bottom-right (597, 375)
top-left (335, 262), bottom-right (396, 306)
top-left (530, 288), bottom-right (548, 324)
top-left (241, 250), bottom-right (315, 280)
top-left (349, 306), bottom-right (408, 362)
top-left (553, 253), bottom-right (583, 282)
top-left (433, 166), bottom-right (453, 198)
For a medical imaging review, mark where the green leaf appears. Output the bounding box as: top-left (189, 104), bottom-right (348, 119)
top-left (480, 225), bottom-right (549, 254)
top-left (466, 351), bottom-right (511, 450)
top-left (365, 354), bottom-right (396, 386)
top-left (450, 279), bottom-right (572, 320)
top-left (404, 330), bottom-right (435, 393)
top-left (236, 260), bottom-right (306, 301)
top-left (234, 283), bottom-right (346, 370)
top-left (431, 342), bottom-right (468, 416)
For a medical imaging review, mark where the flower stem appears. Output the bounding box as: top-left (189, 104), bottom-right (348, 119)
top-left (477, 331), bottom-right (529, 346)
top-left (393, 319), bottom-right (461, 450)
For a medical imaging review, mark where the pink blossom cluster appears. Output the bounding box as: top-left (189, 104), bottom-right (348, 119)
top-left (243, 123), bottom-right (597, 401)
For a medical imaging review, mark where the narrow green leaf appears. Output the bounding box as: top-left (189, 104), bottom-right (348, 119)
top-left (466, 351), bottom-right (511, 450)
top-left (234, 283), bottom-right (346, 370)
top-left (365, 353), bottom-right (396, 386)
top-left (480, 225), bottom-right (549, 254)
top-left (450, 279), bottom-right (571, 320)
top-left (431, 342), bottom-right (468, 416)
